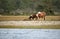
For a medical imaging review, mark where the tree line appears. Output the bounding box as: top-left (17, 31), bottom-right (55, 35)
top-left (0, 0), bottom-right (60, 15)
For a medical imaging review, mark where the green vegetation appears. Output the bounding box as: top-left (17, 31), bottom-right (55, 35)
top-left (0, 25), bottom-right (60, 29)
top-left (0, 0), bottom-right (60, 15)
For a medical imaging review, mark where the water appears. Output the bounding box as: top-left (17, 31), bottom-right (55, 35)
top-left (0, 29), bottom-right (60, 39)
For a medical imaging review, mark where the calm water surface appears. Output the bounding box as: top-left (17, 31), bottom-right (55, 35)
top-left (0, 29), bottom-right (60, 39)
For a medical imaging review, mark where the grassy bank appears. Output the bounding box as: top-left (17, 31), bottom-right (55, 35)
top-left (0, 16), bottom-right (60, 21)
top-left (0, 25), bottom-right (60, 29)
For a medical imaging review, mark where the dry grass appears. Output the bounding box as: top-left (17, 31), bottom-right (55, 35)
top-left (0, 16), bottom-right (28, 21)
top-left (0, 16), bottom-right (60, 29)
top-left (0, 16), bottom-right (60, 21)
top-left (45, 16), bottom-right (60, 21)
top-left (0, 25), bottom-right (60, 29)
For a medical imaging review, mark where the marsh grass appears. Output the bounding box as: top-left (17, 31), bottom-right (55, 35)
top-left (0, 25), bottom-right (60, 29)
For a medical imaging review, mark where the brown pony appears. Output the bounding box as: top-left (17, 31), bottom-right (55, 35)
top-left (37, 11), bottom-right (46, 20)
top-left (29, 11), bottom-right (46, 20)
top-left (29, 14), bottom-right (38, 20)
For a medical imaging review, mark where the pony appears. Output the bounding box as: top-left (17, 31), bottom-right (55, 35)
top-left (37, 11), bottom-right (46, 20)
top-left (29, 11), bottom-right (46, 20)
top-left (29, 14), bottom-right (38, 20)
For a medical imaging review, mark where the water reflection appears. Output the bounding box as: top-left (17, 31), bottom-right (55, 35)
top-left (0, 29), bottom-right (60, 39)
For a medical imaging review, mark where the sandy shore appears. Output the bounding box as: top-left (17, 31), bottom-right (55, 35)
top-left (0, 21), bottom-right (60, 26)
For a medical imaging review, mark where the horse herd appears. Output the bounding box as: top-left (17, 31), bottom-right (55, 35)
top-left (29, 11), bottom-right (46, 20)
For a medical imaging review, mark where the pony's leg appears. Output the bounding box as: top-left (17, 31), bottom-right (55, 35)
top-left (44, 16), bottom-right (45, 20)
top-left (38, 16), bottom-right (40, 20)
top-left (32, 17), bottom-right (34, 20)
top-left (36, 17), bottom-right (38, 20)
top-left (39, 16), bottom-right (40, 19)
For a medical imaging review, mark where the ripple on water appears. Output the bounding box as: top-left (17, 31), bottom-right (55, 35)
top-left (0, 29), bottom-right (60, 39)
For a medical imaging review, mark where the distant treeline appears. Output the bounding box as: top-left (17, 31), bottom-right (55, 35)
top-left (0, 0), bottom-right (60, 15)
